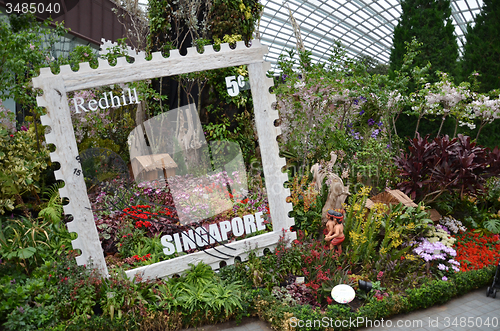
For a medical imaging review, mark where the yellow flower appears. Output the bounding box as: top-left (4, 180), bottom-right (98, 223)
top-left (391, 239), bottom-right (403, 248)
top-left (360, 186), bottom-right (371, 196)
top-left (404, 254), bottom-right (417, 261)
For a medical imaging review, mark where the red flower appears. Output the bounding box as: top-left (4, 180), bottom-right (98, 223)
top-left (453, 231), bottom-right (500, 272)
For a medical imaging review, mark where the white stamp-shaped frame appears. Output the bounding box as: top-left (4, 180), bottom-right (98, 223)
top-left (33, 40), bottom-right (295, 280)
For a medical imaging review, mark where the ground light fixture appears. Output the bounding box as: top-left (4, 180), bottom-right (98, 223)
top-left (358, 280), bottom-right (373, 292)
top-left (331, 284), bottom-right (356, 303)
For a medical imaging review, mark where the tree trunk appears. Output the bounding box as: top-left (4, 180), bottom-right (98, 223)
top-left (476, 121), bottom-right (486, 141)
top-left (436, 116), bottom-right (446, 137)
top-left (414, 112), bottom-right (424, 138)
top-left (453, 118), bottom-right (459, 138)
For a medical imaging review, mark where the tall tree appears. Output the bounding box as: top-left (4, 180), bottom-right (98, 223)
top-left (390, 0), bottom-right (459, 84)
top-left (461, 0), bottom-right (500, 93)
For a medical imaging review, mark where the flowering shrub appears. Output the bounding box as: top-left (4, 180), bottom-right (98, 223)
top-left (425, 224), bottom-right (457, 248)
top-left (422, 72), bottom-right (471, 137)
top-left (413, 238), bottom-right (460, 279)
top-left (468, 92), bottom-right (500, 140)
top-left (439, 216), bottom-right (467, 234)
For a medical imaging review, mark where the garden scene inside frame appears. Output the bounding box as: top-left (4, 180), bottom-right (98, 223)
top-left (32, 40), bottom-right (295, 280)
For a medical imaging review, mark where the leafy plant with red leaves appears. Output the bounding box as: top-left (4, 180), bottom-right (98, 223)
top-left (395, 134), bottom-right (500, 202)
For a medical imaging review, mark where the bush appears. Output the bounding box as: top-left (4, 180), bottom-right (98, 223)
top-left (0, 127), bottom-right (49, 214)
top-left (395, 134), bottom-right (500, 202)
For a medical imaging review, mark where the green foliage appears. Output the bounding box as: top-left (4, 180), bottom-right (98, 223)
top-left (273, 46), bottom-right (372, 164)
top-left (0, 127), bottom-right (50, 214)
top-left (345, 198), bottom-right (387, 265)
top-left (349, 137), bottom-right (398, 193)
top-left (0, 13), bottom-right (65, 109)
top-left (55, 314), bottom-right (139, 331)
top-left (0, 217), bottom-right (49, 273)
top-left (99, 270), bottom-right (157, 322)
top-left (343, 187), bottom-right (433, 268)
top-left (117, 231), bottom-right (166, 266)
top-left (50, 45), bottom-right (99, 72)
top-left (38, 182), bottom-right (64, 223)
top-left (385, 203), bottom-right (433, 235)
top-left (147, 0), bottom-right (261, 164)
top-left (3, 303), bottom-right (57, 331)
top-left (165, 263), bottom-right (244, 327)
top-left (390, 0), bottom-right (459, 84)
top-left (461, 0), bottom-right (500, 92)
top-left (483, 218), bottom-right (500, 234)
top-left (0, 276), bottom-right (57, 330)
top-left (287, 175), bottom-right (322, 238)
top-left (210, 0), bottom-right (263, 42)
top-left (0, 212), bottom-right (74, 275)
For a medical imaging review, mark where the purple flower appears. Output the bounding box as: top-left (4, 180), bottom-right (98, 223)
top-left (20, 125), bottom-right (28, 131)
top-left (17, 306), bottom-right (25, 314)
top-left (371, 129), bottom-right (381, 138)
top-left (351, 131), bottom-right (362, 140)
top-left (438, 264), bottom-right (448, 271)
top-left (358, 110), bottom-right (365, 115)
top-left (377, 121), bottom-right (383, 127)
top-left (442, 276), bottom-right (448, 281)
top-left (367, 118), bottom-right (375, 126)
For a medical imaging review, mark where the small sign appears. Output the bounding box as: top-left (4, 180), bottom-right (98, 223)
top-left (225, 75), bottom-right (250, 96)
top-left (295, 277), bottom-right (305, 284)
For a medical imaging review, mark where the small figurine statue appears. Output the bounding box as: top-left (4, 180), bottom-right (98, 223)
top-left (311, 151), bottom-right (350, 226)
top-left (325, 209), bottom-right (345, 254)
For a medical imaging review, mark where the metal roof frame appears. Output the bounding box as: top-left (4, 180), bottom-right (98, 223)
top-left (258, 0), bottom-right (484, 69)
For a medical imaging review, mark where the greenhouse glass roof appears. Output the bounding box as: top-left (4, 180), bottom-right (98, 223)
top-left (135, 0), bottom-right (484, 68)
top-left (258, 0), bottom-right (484, 68)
